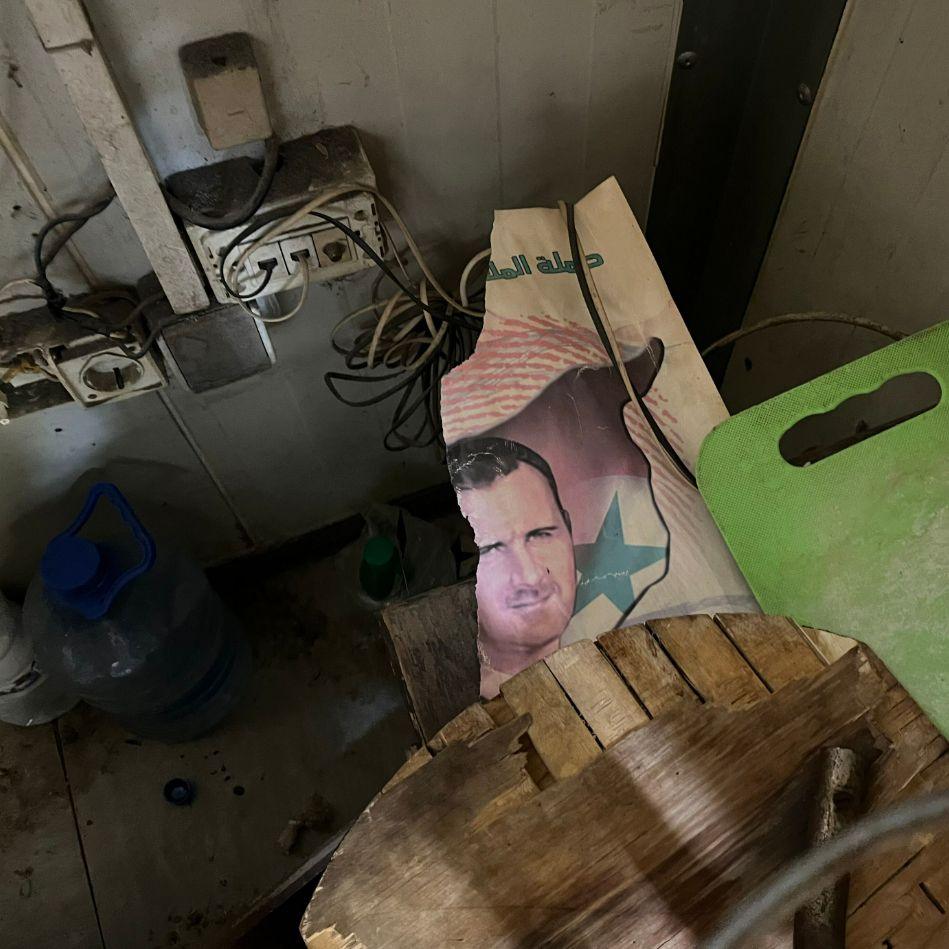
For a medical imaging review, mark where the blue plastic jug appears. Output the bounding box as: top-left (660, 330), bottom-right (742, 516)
top-left (24, 483), bottom-right (250, 741)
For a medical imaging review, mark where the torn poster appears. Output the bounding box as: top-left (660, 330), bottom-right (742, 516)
top-left (443, 177), bottom-right (757, 699)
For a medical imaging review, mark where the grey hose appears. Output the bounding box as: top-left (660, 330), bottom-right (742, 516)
top-left (706, 789), bottom-right (949, 948)
top-left (700, 311), bottom-right (906, 359)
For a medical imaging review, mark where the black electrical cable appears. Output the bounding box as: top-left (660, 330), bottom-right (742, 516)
top-left (564, 201), bottom-right (697, 488)
top-left (234, 261), bottom-right (276, 300)
top-left (217, 202), bottom-right (306, 298)
top-left (34, 191), bottom-right (115, 306)
top-left (325, 281), bottom-right (485, 452)
top-left (164, 137), bottom-right (280, 231)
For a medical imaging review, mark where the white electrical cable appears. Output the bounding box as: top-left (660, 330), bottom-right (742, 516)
top-left (459, 248), bottom-right (491, 309)
top-left (0, 277), bottom-right (44, 299)
top-left (254, 261), bottom-right (311, 324)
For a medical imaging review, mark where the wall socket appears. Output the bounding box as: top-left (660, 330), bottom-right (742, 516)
top-left (167, 127), bottom-right (384, 305)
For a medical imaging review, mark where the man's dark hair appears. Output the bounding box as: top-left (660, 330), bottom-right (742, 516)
top-left (447, 437), bottom-right (570, 530)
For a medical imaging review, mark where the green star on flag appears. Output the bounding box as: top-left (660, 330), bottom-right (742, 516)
top-left (573, 491), bottom-right (667, 613)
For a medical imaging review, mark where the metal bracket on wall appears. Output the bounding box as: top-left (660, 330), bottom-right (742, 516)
top-left (646, 0), bottom-right (847, 379)
top-left (24, 0), bottom-right (210, 315)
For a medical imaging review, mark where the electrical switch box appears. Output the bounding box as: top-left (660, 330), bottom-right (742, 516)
top-left (166, 126), bottom-right (385, 306)
top-left (179, 33), bottom-right (272, 150)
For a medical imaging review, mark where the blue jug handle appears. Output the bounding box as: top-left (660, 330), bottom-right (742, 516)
top-left (59, 482), bottom-right (156, 607)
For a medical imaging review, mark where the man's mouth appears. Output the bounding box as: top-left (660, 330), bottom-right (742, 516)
top-left (507, 590), bottom-right (553, 610)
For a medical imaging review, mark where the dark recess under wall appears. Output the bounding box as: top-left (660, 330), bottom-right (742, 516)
top-left (647, 0), bottom-right (848, 381)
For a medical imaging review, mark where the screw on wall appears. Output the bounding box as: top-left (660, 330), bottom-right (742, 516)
top-left (797, 82), bottom-right (814, 106)
top-left (676, 50), bottom-right (698, 70)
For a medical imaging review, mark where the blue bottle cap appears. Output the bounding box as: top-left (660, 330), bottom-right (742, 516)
top-left (41, 536), bottom-right (103, 593)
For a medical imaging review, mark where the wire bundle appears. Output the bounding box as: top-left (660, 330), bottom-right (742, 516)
top-left (215, 182), bottom-right (489, 451)
top-left (329, 248), bottom-right (488, 451)
top-left (1, 192), bottom-right (165, 381)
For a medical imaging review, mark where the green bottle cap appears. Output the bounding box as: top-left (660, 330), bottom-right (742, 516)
top-left (359, 537), bottom-right (400, 601)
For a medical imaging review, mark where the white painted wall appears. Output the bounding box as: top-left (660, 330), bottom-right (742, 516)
top-left (723, 0), bottom-right (949, 410)
top-left (0, 0), bottom-right (681, 587)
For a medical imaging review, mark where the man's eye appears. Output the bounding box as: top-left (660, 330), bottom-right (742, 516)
top-left (529, 529), bottom-right (554, 540)
top-left (478, 544), bottom-right (501, 556)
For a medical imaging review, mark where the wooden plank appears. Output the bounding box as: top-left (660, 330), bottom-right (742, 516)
top-left (428, 704), bottom-right (495, 753)
top-left (716, 613), bottom-right (826, 691)
top-left (303, 648), bottom-right (890, 948)
top-left (648, 614), bottom-right (768, 707)
top-left (850, 752), bottom-right (949, 912)
top-left (381, 581), bottom-right (479, 741)
top-left (797, 625), bottom-right (858, 665)
top-left (848, 834), bottom-right (949, 947)
top-left (305, 930), bottom-right (368, 949)
top-left (383, 747), bottom-right (432, 792)
top-left (483, 695), bottom-right (515, 727)
top-left (24, 0), bottom-right (209, 313)
top-left (597, 624), bottom-right (697, 716)
top-left (0, 723), bottom-right (102, 949)
top-left (501, 661), bottom-right (600, 781)
top-left (545, 640), bottom-right (649, 747)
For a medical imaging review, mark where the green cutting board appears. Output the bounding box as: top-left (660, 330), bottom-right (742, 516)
top-left (698, 322), bottom-right (949, 735)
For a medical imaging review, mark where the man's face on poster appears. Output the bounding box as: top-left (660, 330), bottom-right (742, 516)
top-left (459, 463), bottom-right (577, 652)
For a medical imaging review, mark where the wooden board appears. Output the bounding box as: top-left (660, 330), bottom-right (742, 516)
top-left (544, 639), bottom-right (648, 747)
top-left (308, 614), bottom-right (949, 947)
top-left (303, 649), bottom-right (890, 947)
top-left (648, 614), bottom-right (769, 707)
top-left (381, 581), bottom-right (479, 741)
top-left (716, 613), bottom-right (827, 691)
top-left (0, 723), bottom-right (101, 949)
top-left (500, 662), bottom-right (600, 780)
top-left (597, 623), bottom-right (698, 715)
top-left (427, 703), bottom-right (496, 754)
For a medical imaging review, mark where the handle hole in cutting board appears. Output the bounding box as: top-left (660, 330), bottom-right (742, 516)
top-left (779, 371), bottom-right (942, 466)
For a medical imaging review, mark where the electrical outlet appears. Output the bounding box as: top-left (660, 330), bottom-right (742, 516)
top-left (279, 234), bottom-right (316, 272)
top-left (243, 245), bottom-right (288, 293)
top-left (313, 229), bottom-right (353, 267)
top-left (172, 128), bottom-right (384, 304)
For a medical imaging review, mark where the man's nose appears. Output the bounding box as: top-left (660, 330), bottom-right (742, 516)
top-left (509, 543), bottom-right (546, 586)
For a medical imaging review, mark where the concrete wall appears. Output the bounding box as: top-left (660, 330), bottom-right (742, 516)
top-left (0, 0), bottom-right (681, 588)
top-left (723, 0), bottom-right (949, 411)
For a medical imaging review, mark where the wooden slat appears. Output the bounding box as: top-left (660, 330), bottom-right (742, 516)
top-left (305, 928), bottom-right (369, 949)
top-left (545, 640), bottom-right (649, 747)
top-left (716, 613), bottom-right (826, 691)
top-left (501, 661), bottom-right (600, 780)
top-left (381, 581), bottom-right (479, 741)
top-left (797, 625), bottom-right (857, 665)
top-left (597, 624), bottom-right (697, 716)
top-left (648, 615), bottom-right (768, 707)
top-left (303, 649), bottom-right (890, 948)
top-left (383, 747), bottom-right (432, 792)
top-left (428, 703), bottom-right (495, 753)
top-left (24, 0), bottom-right (210, 313)
top-left (482, 695), bottom-right (516, 727)
top-left (848, 835), bottom-right (949, 947)
top-left (850, 752), bottom-right (949, 911)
